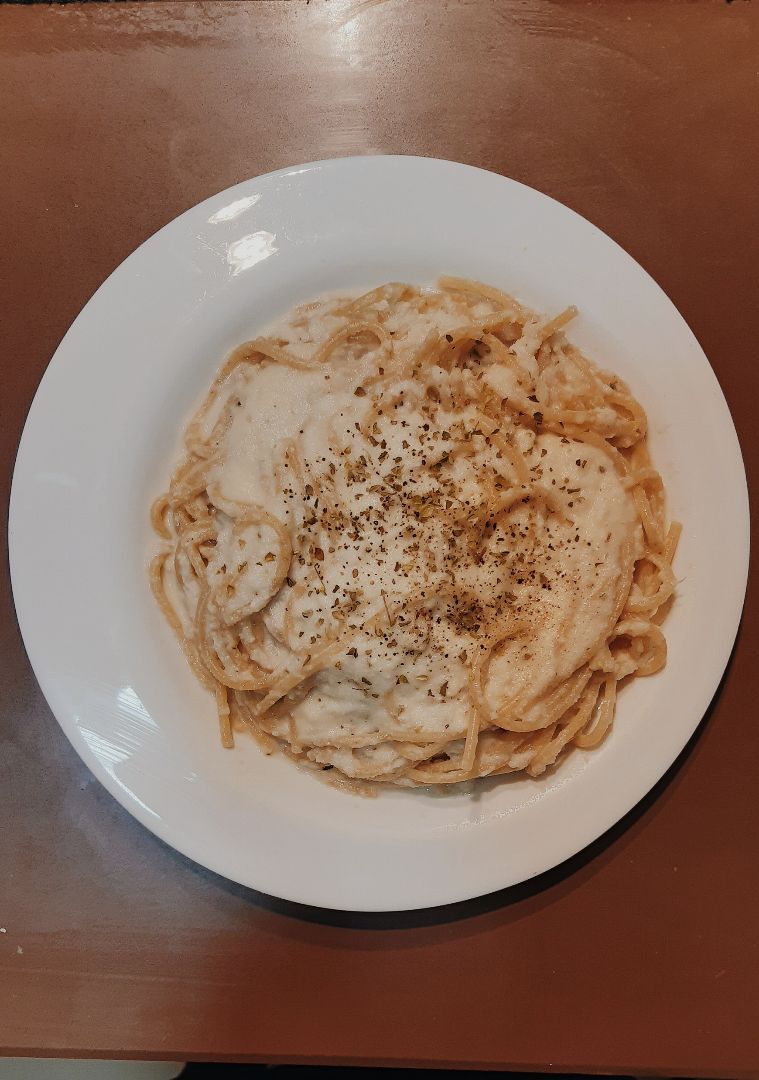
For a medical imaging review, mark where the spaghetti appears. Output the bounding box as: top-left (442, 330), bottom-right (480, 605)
top-left (150, 278), bottom-right (678, 789)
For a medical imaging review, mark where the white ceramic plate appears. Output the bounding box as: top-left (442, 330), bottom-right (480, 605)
top-left (10, 156), bottom-right (749, 911)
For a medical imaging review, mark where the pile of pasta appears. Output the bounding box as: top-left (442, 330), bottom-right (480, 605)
top-left (150, 278), bottom-right (679, 790)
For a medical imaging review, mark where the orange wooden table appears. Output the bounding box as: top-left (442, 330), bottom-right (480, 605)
top-left (1, 2), bottom-right (757, 1073)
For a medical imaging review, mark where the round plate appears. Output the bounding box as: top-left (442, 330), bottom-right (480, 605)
top-left (9, 157), bottom-right (749, 911)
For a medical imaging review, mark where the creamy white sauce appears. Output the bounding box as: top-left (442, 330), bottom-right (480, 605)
top-left (200, 291), bottom-right (641, 778)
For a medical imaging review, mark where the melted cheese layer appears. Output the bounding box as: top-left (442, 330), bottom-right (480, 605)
top-left (196, 291), bottom-right (641, 779)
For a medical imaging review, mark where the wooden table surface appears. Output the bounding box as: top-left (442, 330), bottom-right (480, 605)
top-left (1, 1), bottom-right (757, 1073)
